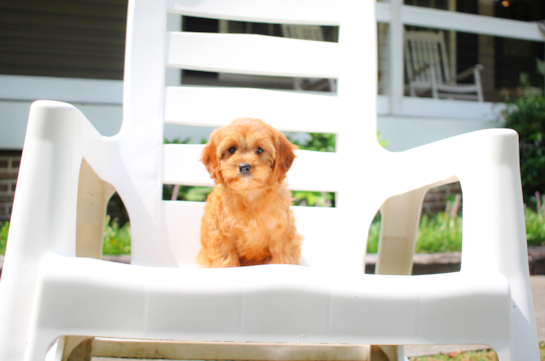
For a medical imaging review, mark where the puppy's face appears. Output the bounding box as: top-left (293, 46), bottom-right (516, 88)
top-left (201, 118), bottom-right (296, 191)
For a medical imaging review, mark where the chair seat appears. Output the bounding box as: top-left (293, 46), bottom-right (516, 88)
top-left (411, 81), bottom-right (480, 93)
top-left (33, 253), bottom-right (511, 347)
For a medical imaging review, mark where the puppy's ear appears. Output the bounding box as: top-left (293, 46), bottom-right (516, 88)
top-left (201, 131), bottom-right (223, 183)
top-left (273, 132), bottom-right (297, 184)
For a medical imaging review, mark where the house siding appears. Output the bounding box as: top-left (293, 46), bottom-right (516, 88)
top-left (0, 0), bottom-right (127, 80)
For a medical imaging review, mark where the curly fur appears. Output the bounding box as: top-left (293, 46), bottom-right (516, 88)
top-left (197, 118), bottom-right (302, 267)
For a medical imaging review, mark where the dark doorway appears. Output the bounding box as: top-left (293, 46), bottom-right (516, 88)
top-left (456, 2), bottom-right (479, 84)
top-left (494, 0), bottom-right (545, 89)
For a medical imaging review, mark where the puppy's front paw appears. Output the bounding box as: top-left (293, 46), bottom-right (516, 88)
top-left (198, 247), bottom-right (241, 268)
top-left (269, 255), bottom-right (300, 265)
top-left (209, 255), bottom-right (241, 268)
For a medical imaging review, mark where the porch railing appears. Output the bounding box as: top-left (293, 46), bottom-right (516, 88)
top-left (0, 2), bottom-right (543, 121)
top-left (377, 0), bottom-right (545, 119)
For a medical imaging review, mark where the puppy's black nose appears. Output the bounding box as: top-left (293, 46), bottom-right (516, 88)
top-left (238, 163), bottom-right (251, 174)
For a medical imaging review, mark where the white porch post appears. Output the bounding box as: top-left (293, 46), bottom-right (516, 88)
top-left (166, 14), bottom-right (183, 86)
top-left (387, 0), bottom-right (404, 115)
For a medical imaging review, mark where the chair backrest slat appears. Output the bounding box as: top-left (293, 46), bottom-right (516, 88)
top-left (428, 39), bottom-right (442, 84)
top-left (163, 144), bottom-right (341, 192)
top-left (415, 38), bottom-right (426, 81)
top-left (164, 86), bottom-right (341, 133)
top-left (404, 38), bottom-right (414, 81)
top-left (167, 0), bottom-right (341, 25)
top-left (405, 31), bottom-right (449, 85)
top-left (438, 31), bottom-right (450, 83)
top-left (429, 41), bottom-right (445, 84)
top-left (167, 32), bottom-right (339, 78)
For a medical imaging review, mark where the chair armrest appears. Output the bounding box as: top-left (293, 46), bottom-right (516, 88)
top-left (387, 128), bottom-right (538, 359)
top-left (0, 100), bottom-right (114, 361)
top-left (454, 64), bottom-right (483, 82)
top-left (5, 101), bottom-right (106, 260)
top-left (386, 129), bottom-right (526, 276)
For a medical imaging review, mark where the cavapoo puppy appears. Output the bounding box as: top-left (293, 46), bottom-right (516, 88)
top-left (197, 118), bottom-right (302, 268)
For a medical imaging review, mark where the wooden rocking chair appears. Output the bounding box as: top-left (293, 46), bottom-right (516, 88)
top-left (404, 30), bottom-right (484, 102)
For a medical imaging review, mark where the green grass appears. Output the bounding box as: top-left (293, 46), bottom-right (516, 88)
top-left (102, 216), bottom-right (131, 255)
top-left (367, 212), bottom-right (463, 254)
top-left (526, 206), bottom-right (545, 247)
top-left (0, 217), bottom-right (131, 256)
top-left (410, 348), bottom-right (498, 361)
top-left (409, 341), bottom-right (545, 360)
top-left (409, 348), bottom-right (499, 361)
top-left (367, 204), bottom-right (545, 254)
top-left (0, 221), bottom-right (8, 254)
top-left (164, 185), bottom-right (214, 202)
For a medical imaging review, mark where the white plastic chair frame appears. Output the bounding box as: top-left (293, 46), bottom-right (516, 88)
top-left (404, 30), bottom-right (484, 102)
top-left (281, 24), bottom-right (337, 92)
top-left (0, 1), bottom-right (539, 361)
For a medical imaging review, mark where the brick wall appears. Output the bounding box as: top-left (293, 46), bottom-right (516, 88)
top-left (0, 151), bottom-right (21, 222)
top-left (0, 150), bottom-right (129, 225)
top-left (422, 182), bottom-right (462, 214)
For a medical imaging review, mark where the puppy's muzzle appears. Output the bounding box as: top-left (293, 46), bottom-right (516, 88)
top-left (238, 163), bottom-right (251, 175)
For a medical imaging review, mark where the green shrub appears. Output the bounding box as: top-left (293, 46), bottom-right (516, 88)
top-left (502, 95), bottom-right (545, 205)
top-left (0, 222), bottom-right (8, 254)
top-left (0, 217), bottom-right (132, 256)
top-left (367, 211), bottom-right (463, 254)
top-left (366, 220), bottom-right (381, 253)
top-left (526, 194), bottom-right (545, 246)
top-left (164, 185), bottom-right (214, 201)
top-left (415, 212), bottom-right (463, 253)
top-left (164, 136), bottom-right (191, 145)
top-left (103, 216), bottom-right (131, 255)
top-left (292, 191), bottom-right (333, 207)
top-left (164, 136), bottom-right (208, 145)
top-left (289, 132), bottom-right (335, 152)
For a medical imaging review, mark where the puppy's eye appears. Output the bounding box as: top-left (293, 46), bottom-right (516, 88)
top-left (228, 146), bottom-right (236, 154)
top-left (256, 147), bottom-right (263, 154)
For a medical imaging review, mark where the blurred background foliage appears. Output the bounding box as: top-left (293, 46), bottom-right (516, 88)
top-left (501, 94), bottom-right (545, 207)
top-left (102, 215), bottom-right (131, 255)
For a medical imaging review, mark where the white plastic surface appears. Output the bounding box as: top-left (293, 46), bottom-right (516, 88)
top-left (30, 253), bottom-right (512, 345)
top-left (164, 86), bottom-right (340, 132)
top-left (0, 0), bottom-right (539, 361)
top-left (167, 32), bottom-right (339, 78)
top-left (167, 0), bottom-right (342, 25)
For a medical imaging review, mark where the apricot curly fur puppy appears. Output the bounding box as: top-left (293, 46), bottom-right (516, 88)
top-left (197, 118), bottom-right (303, 268)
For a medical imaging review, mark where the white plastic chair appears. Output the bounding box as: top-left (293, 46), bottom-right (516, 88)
top-left (0, 1), bottom-right (539, 361)
top-left (280, 24), bottom-right (337, 92)
top-left (404, 30), bottom-right (484, 102)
